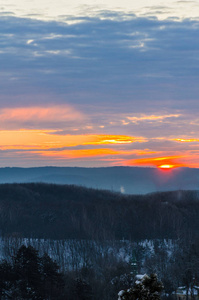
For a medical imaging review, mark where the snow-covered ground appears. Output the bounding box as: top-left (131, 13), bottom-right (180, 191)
top-left (0, 237), bottom-right (174, 272)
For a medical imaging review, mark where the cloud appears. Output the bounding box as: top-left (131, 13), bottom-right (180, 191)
top-left (2, 0), bottom-right (199, 22)
top-left (126, 114), bottom-right (181, 123)
top-left (0, 105), bottom-right (85, 129)
top-left (0, 11), bottom-right (199, 167)
top-left (0, 131), bottom-right (147, 150)
top-left (37, 148), bottom-right (120, 159)
top-left (83, 135), bottom-right (147, 145)
top-left (172, 138), bottom-right (199, 143)
top-left (0, 14), bottom-right (199, 111)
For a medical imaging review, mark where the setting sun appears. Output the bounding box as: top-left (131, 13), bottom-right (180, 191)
top-left (159, 164), bottom-right (175, 169)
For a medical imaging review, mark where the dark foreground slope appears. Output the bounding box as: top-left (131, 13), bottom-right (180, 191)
top-left (0, 183), bottom-right (199, 240)
top-left (1, 166), bottom-right (199, 194)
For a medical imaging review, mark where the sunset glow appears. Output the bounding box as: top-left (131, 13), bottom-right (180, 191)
top-left (0, 131), bottom-right (145, 150)
top-left (0, 126), bottom-right (198, 167)
top-left (126, 156), bottom-right (187, 169)
top-left (0, 0), bottom-right (198, 168)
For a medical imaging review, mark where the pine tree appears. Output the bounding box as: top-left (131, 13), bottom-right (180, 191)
top-left (73, 278), bottom-right (93, 300)
top-left (0, 245), bottom-right (65, 299)
top-left (14, 245), bottom-right (43, 299)
top-left (41, 252), bottom-right (64, 299)
top-left (0, 260), bottom-right (15, 298)
top-left (118, 273), bottom-right (164, 300)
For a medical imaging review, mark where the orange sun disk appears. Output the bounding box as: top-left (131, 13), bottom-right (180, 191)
top-left (159, 164), bottom-right (175, 169)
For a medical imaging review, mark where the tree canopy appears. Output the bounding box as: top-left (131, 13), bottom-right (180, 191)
top-left (0, 245), bottom-right (64, 299)
top-left (118, 274), bottom-right (163, 300)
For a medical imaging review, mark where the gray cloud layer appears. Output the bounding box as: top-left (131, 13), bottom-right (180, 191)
top-left (0, 13), bottom-right (198, 112)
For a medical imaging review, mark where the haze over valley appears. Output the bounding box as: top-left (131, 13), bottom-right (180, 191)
top-left (0, 166), bottom-right (199, 194)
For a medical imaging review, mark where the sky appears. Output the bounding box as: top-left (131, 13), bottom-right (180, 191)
top-left (0, 0), bottom-right (199, 168)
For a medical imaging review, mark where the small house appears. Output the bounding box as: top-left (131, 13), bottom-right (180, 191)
top-left (175, 286), bottom-right (199, 300)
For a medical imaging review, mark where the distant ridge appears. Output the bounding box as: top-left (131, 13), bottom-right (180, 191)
top-left (0, 166), bottom-right (199, 194)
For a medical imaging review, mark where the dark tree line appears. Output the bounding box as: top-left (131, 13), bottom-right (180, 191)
top-left (1, 239), bottom-right (199, 299)
top-left (0, 183), bottom-right (199, 240)
top-left (0, 245), bottom-right (64, 299)
top-left (0, 243), bottom-right (134, 300)
top-left (1, 184), bottom-right (199, 298)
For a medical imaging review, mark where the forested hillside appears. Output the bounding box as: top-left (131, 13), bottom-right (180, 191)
top-left (0, 183), bottom-right (199, 240)
top-left (1, 184), bottom-right (199, 299)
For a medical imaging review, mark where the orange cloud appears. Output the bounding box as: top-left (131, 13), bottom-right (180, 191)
top-left (172, 138), bottom-right (199, 143)
top-left (34, 148), bottom-right (158, 160)
top-left (84, 135), bottom-right (147, 145)
top-left (1, 125), bottom-right (198, 168)
top-left (0, 105), bottom-right (85, 129)
top-left (34, 148), bottom-right (120, 159)
top-left (0, 130), bottom-right (145, 150)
